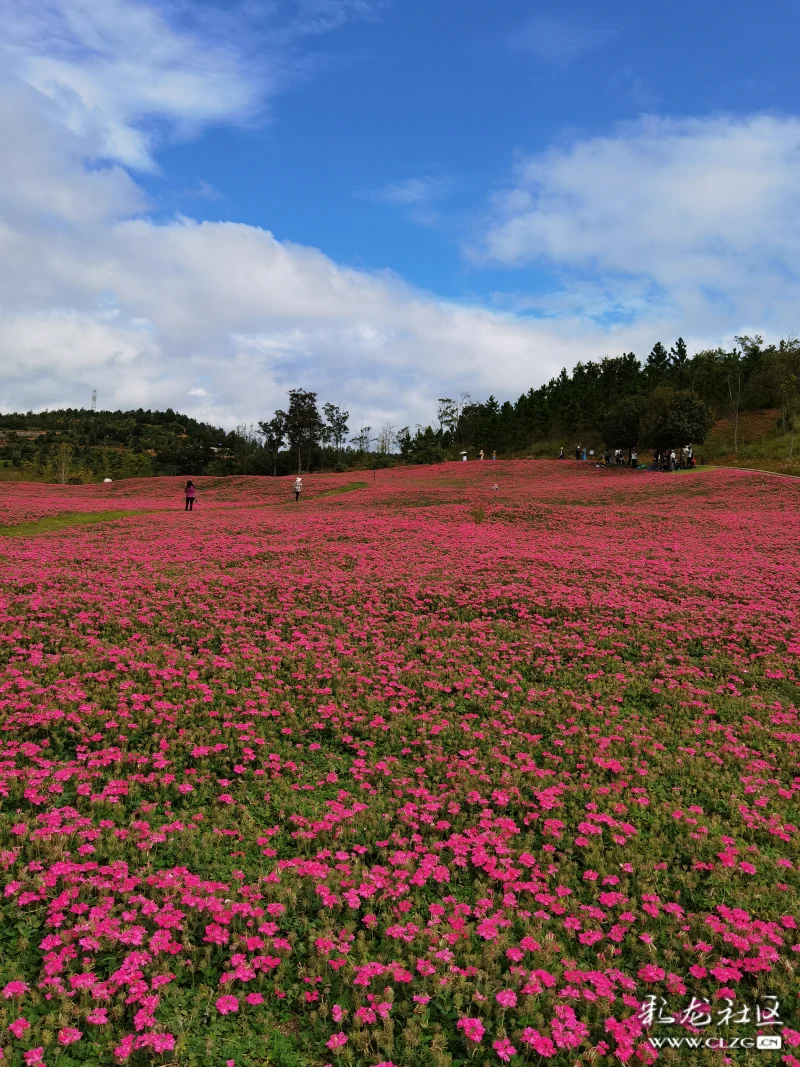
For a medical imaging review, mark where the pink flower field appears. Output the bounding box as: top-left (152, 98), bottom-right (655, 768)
top-left (0, 462), bottom-right (798, 1066)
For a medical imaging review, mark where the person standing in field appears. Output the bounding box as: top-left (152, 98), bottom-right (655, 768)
top-left (491, 451), bottom-right (497, 460)
top-left (294, 476), bottom-right (303, 501)
top-left (559, 447), bottom-right (564, 459)
top-left (630, 450), bottom-right (638, 468)
top-left (669, 450), bottom-right (676, 471)
top-left (479, 449), bottom-right (484, 460)
top-left (184, 480), bottom-right (195, 511)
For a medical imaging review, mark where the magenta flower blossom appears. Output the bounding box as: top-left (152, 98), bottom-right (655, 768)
top-left (495, 990), bottom-right (517, 1009)
top-left (58, 1028), bottom-right (82, 1046)
top-left (521, 1029), bottom-right (556, 1057)
top-left (457, 1018), bottom-right (485, 1043)
top-left (493, 1038), bottom-right (517, 1061)
top-left (2, 981), bottom-right (29, 999)
top-left (216, 995), bottom-right (239, 1015)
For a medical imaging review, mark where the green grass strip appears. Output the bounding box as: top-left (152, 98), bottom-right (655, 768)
top-left (316, 480), bottom-right (369, 496)
top-left (0, 510), bottom-right (147, 537)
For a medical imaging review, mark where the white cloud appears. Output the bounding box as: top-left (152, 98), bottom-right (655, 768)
top-left (0, 0), bottom-right (387, 172)
top-left (1, 209), bottom-right (606, 425)
top-left (354, 175), bottom-right (454, 227)
top-left (0, 0), bottom-right (590, 429)
top-left (358, 175), bottom-right (453, 207)
top-left (610, 66), bottom-right (656, 109)
top-left (0, 0), bottom-right (269, 171)
top-left (510, 13), bottom-right (621, 67)
top-left (476, 113), bottom-right (800, 334)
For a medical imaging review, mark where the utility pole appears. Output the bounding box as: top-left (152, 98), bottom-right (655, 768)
top-left (91, 389), bottom-right (97, 411)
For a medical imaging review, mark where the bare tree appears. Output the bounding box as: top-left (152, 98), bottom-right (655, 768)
top-left (455, 391), bottom-right (471, 446)
top-left (436, 398), bottom-right (457, 436)
top-left (724, 348), bottom-right (743, 455)
top-left (350, 425), bottom-right (373, 454)
top-left (773, 337), bottom-right (800, 459)
top-left (233, 423), bottom-right (260, 475)
top-left (376, 420), bottom-right (396, 454)
top-left (55, 443), bottom-right (73, 484)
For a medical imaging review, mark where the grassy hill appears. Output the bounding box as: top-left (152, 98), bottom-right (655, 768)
top-left (524, 409), bottom-right (798, 475)
top-left (0, 407), bottom-right (227, 482)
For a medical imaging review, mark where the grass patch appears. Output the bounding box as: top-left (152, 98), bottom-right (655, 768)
top-left (314, 480), bottom-right (368, 498)
top-left (0, 510), bottom-right (147, 537)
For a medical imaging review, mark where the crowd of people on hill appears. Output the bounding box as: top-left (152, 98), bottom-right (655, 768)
top-left (600, 448), bottom-right (638, 468)
top-left (559, 444), bottom-right (695, 471)
top-left (651, 446), bottom-right (695, 471)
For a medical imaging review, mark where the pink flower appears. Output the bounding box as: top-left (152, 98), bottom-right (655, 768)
top-left (2, 981), bottom-right (29, 999)
top-left (216, 995), bottom-right (239, 1015)
top-left (87, 1009), bottom-right (109, 1025)
top-left (8, 1018), bottom-right (30, 1039)
top-left (457, 1017), bottom-right (485, 1044)
top-left (136, 1034), bottom-right (175, 1053)
top-left (326, 1032), bottom-right (348, 1051)
top-left (493, 1038), bottom-right (517, 1062)
top-left (113, 1035), bottom-right (136, 1062)
top-left (521, 1029), bottom-right (556, 1057)
top-left (496, 990), bottom-right (517, 1009)
top-left (23, 1050), bottom-right (45, 1067)
top-left (739, 862), bottom-right (756, 874)
top-left (245, 993), bottom-right (264, 1006)
top-left (58, 1028), bottom-right (82, 1046)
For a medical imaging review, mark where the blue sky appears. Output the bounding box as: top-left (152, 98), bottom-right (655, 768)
top-left (1, 0), bottom-right (799, 428)
top-left (149, 0), bottom-right (796, 295)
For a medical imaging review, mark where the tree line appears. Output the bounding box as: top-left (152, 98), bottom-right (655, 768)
top-left (402, 335), bottom-right (800, 462)
top-left (2, 335), bottom-right (798, 480)
top-left (0, 396), bottom-right (365, 480)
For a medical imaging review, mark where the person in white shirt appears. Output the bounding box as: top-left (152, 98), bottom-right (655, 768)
top-left (294, 477), bottom-right (303, 501)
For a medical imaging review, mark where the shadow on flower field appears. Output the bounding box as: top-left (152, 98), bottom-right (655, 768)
top-left (0, 462), bottom-right (798, 1067)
